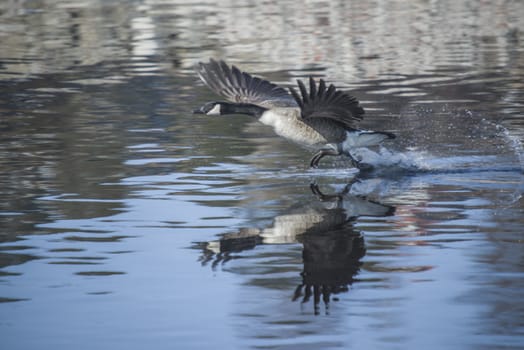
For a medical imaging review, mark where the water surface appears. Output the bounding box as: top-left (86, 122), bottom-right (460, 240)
top-left (1, 1), bottom-right (524, 349)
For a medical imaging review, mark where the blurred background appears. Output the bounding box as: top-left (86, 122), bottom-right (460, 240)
top-left (1, 1), bottom-right (523, 349)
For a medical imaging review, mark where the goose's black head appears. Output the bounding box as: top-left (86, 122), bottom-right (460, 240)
top-left (193, 101), bottom-right (227, 116)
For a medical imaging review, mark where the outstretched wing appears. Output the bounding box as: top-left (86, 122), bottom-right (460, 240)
top-left (289, 77), bottom-right (365, 129)
top-left (196, 59), bottom-right (297, 108)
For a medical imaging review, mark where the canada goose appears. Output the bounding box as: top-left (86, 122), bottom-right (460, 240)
top-left (194, 59), bottom-right (395, 168)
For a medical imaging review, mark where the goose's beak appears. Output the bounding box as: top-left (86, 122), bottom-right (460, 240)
top-left (193, 107), bottom-right (204, 114)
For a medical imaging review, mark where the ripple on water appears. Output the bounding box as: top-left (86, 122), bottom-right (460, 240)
top-left (0, 1), bottom-right (523, 348)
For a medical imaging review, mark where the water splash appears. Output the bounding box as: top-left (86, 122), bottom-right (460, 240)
top-left (350, 116), bottom-right (524, 176)
top-left (351, 146), bottom-right (517, 175)
top-left (350, 147), bottom-right (431, 173)
top-left (344, 119), bottom-right (524, 204)
top-left (494, 123), bottom-right (524, 172)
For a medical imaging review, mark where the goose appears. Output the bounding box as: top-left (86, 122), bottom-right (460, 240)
top-left (193, 59), bottom-right (395, 168)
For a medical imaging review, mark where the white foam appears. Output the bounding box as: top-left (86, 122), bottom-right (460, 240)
top-left (349, 147), bottom-right (432, 172)
top-left (497, 124), bottom-right (524, 172)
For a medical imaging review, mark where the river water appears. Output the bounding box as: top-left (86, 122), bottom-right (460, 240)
top-left (1, 1), bottom-right (523, 349)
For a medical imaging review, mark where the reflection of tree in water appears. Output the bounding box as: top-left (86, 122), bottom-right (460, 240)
top-left (196, 183), bottom-right (395, 315)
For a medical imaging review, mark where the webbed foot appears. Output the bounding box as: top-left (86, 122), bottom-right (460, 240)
top-left (310, 148), bottom-right (340, 168)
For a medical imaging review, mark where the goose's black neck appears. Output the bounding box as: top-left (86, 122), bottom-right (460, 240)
top-left (221, 102), bottom-right (267, 118)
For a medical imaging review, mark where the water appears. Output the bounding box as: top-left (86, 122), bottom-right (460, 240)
top-left (1, 1), bottom-right (524, 349)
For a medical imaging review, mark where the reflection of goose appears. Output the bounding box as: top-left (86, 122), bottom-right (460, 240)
top-left (196, 183), bottom-right (395, 314)
top-left (294, 228), bottom-right (365, 315)
top-left (260, 183), bottom-right (394, 244)
top-left (194, 59), bottom-right (395, 168)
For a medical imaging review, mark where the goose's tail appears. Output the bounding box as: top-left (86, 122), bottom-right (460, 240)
top-left (343, 130), bottom-right (396, 148)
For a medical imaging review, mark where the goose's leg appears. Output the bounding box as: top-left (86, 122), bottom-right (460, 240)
top-left (345, 152), bottom-right (361, 168)
top-left (310, 183), bottom-right (342, 202)
top-left (310, 147), bottom-right (340, 168)
top-left (344, 151), bottom-right (374, 171)
top-left (343, 149), bottom-right (366, 169)
top-left (310, 179), bottom-right (359, 202)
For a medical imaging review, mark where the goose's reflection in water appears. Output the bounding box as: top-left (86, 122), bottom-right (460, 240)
top-left (197, 182), bottom-right (395, 315)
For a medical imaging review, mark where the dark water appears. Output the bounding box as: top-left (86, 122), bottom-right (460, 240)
top-left (1, 1), bottom-right (524, 349)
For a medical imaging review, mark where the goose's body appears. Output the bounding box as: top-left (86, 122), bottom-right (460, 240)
top-left (259, 108), bottom-right (337, 148)
top-left (194, 59), bottom-right (395, 168)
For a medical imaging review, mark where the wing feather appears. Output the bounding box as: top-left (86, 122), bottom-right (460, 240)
top-left (288, 77), bottom-right (364, 129)
top-left (196, 59), bottom-right (297, 108)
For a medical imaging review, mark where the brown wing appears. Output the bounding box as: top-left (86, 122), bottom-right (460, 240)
top-left (196, 59), bottom-right (297, 108)
top-left (289, 77), bottom-right (364, 129)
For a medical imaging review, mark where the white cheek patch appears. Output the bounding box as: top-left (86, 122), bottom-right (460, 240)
top-left (206, 104), bottom-right (221, 115)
